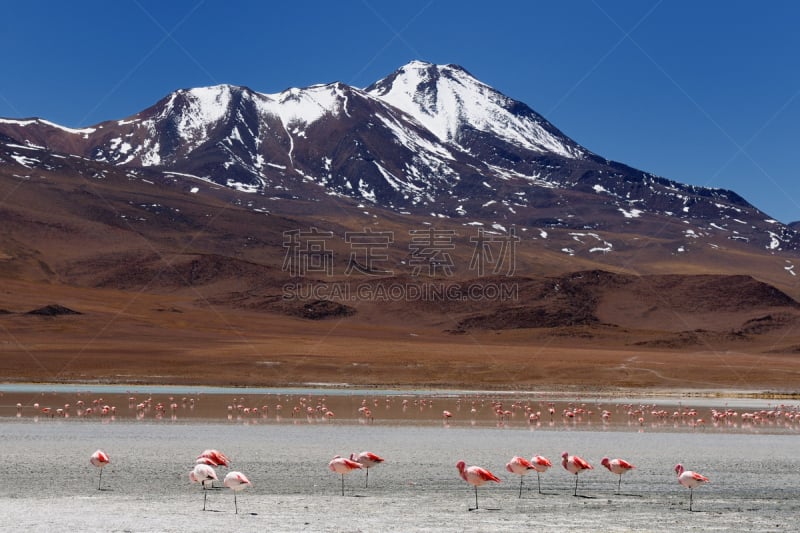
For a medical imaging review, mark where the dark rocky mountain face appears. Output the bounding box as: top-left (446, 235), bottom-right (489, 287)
top-left (0, 61), bottom-right (798, 255)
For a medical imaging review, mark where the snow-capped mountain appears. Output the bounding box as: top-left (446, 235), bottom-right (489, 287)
top-left (0, 60), bottom-right (797, 253)
top-left (366, 60), bottom-right (584, 158)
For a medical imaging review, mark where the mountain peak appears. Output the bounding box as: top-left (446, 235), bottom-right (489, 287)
top-left (367, 61), bottom-right (479, 101)
top-left (395, 60), bottom-right (472, 75)
top-left (174, 84), bottom-right (236, 121)
top-left (366, 60), bottom-right (583, 159)
top-left (401, 59), bottom-right (434, 68)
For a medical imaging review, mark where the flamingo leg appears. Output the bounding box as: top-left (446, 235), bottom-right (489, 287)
top-left (341, 474), bottom-right (345, 496)
top-left (617, 475), bottom-right (622, 494)
top-left (474, 485), bottom-right (479, 510)
top-left (573, 474), bottom-right (578, 496)
top-left (518, 476), bottom-right (523, 498)
top-left (365, 468), bottom-right (369, 489)
top-left (234, 492), bottom-right (238, 514)
top-left (98, 468), bottom-right (103, 490)
top-left (537, 472), bottom-right (542, 494)
top-left (689, 488), bottom-right (693, 511)
top-left (203, 488), bottom-right (208, 511)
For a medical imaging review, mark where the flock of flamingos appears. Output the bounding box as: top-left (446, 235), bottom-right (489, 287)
top-left (30, 390), bottom-right (792, 517)
top-left (86, 446), bottom-right (710, 515)
top-left (335, 452), bottom-right (709, 512)
top-left (11, 391), bottom-right (800, 515)
top-left (12, 392), bottom-right (800, 431)
top-left (90, 448), bottom-right (253, 515)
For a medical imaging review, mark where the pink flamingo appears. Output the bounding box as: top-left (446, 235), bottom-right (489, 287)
top-left (561, 452), bottom-right (593, 496)
top-left (197, 449), bottom-right (230, 467)
top-left (223, 471), bottom-right (251, 514)
top-left (328, 455), bottom-right (362, 496)
top-left (90, 450), bottom-right (110, 490)
top-left (505, 456), bottom-right (535, 498)
top-left (350, 451), bottom-right (385, 488)
top-left (530, 455), bottom-right (552, 494)
top-left (601, 457), bottom-right (635, 493)
top-left (456, 460), bottom-right (500, 510)
top-left (675, 464), bottom-right (709, 511)
top-left (191, 463), bottom-right (218, 511)
top-left (196, 449), bottom-right (229, 488)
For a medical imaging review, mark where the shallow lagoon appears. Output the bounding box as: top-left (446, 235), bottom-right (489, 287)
top-left (0, 386), bottom-right (798, 531)
top-left (2, 384), bottom-right (798, 434)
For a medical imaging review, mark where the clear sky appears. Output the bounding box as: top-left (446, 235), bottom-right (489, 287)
top-left (2, 1), bottom-right (798, 223)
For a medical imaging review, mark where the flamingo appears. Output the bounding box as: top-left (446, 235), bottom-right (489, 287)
top-left (505, 456), bottom-right (535, 498)
top-left (601, 457), bottom-right (635, 493)
top-left (530, 455), bottom-right (552, 494)
top-left (196, 449), bottom-right (229, 488)
top-left (90, 450), bottom-right (110, 490)
top-left (191, 463), bottom-right (218, 511)
top-left (675, 464), bottom-right (709, 511)
top-left (328, 455), bottom-right (362, 496)
top-left (195, 456), bottom-right (220, 467)
top-left (350, 451), bottom-right (385, 488)
top-left (561, 452), bottom-right (593, 496)
top-left (223, 471), bottom-right (251, 514)
top-left (456, 460), bottom-right (500, 511)
top-left (197, 449), bottom-right (230, 467)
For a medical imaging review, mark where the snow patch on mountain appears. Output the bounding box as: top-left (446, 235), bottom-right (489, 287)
top-left (10, 153), bottom-right (39, 167)
top-left (0, 118), bottom-right (96, 135)
top-left (170, 85), bottom-right (233, 146)
top-left (267, 85), bottom-right (338, 127)
top-left (570, 232), bottom-right (613, 253)
top-left (619, 207), bottom-right (643, 219)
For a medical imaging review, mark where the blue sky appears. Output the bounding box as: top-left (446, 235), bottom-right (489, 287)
top-left (2, 1), bottom-right (798, 222)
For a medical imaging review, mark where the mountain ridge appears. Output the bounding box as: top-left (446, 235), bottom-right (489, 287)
top-left (0, 60), bottom-right (798, 258)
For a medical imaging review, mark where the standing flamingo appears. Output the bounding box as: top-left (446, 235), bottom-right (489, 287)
top-left (530, 455), bottom-right (552, 494)
top-left (223, 471), bottom-right (251, 514)
top-left (90, 450), bottom-right (110, 490)
top-left (350, 451), bottom-right (385, 488)
top-left (191, 463), bottom-right (218, 511)
top-left (328, 455), bottom-right (362, 496)
top-left (456, 460), bottom-right (501, 511)
top-left (196, 449), bottom-right (229, 488)
top-left (601, 457), bottom-right (635, 493)
top-left (505, 456), bottom-right (535, 498)
top-left (561, 452), bottom-right (593, 496)
top-left (675, 464), bottom-right (709, 511)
